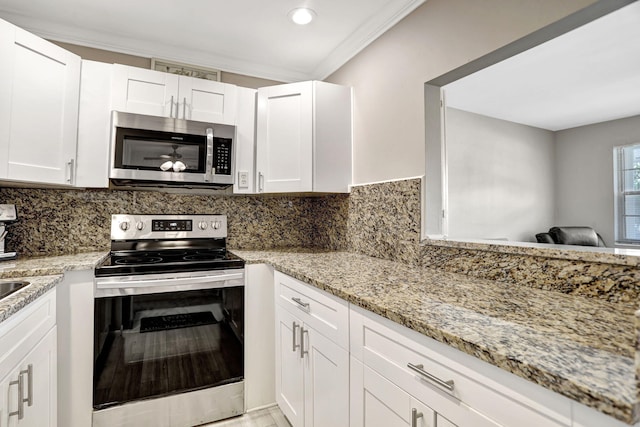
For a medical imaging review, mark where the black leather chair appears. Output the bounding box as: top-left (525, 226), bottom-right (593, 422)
top-left (535, 226), bottom-right (606, 247)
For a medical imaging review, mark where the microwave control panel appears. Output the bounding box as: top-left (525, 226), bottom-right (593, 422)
top-left (213, 137), bottom-right (232, 176)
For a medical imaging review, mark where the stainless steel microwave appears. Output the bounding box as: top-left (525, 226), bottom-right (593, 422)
top-left (109, 111), bottom-right (235, 188)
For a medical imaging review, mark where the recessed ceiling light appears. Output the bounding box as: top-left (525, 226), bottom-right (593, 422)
top-left (289, 8), bottom-right (316, 25)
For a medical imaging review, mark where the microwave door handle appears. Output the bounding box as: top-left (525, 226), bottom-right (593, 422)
top-left (206, 128), bottom-right (214, 182)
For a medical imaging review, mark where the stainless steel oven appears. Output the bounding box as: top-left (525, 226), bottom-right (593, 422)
top-left (93, 214), bottom-right (245, 427)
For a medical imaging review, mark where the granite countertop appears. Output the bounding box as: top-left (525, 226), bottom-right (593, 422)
top-left (232, 248), bottom-right (638, 425)
top-left (0, 251), bottom-right (108, 326)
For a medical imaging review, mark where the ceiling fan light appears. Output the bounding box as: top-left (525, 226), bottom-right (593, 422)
top-left (160, 160), bottom-right (173, 171)
top-left (173, 160), bottom-right (186, 172)
top-left (289, 8), bottom-right (316, 25)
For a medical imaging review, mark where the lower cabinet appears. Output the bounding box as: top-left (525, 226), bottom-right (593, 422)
top-left (350, 305), bottom-right (571, 427)
top-left (0, 289), bottom-right (57, 427)
top-left (271, 271), bottom-right (633, 427)
top-left (1, 328), bottom-right (57, 427)
top-left (274, 272), bottom-right (349, 427)
top-left (351, 358), bottom-right (502, 427)
top-left (351, 357), bottom-right (435, 427)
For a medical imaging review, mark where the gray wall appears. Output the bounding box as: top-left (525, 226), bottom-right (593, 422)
top-left (446, 108), bottom-right (555, 242)
top-left (326, 0), bottom-right (595, 185)
top-left (554, 115), bottom-right (640, 247)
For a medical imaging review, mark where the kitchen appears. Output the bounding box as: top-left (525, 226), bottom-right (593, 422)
top-left (0, 0), bottom-right (639, 427)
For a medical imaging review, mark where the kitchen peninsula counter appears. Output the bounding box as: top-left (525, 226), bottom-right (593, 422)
top-left (232, 248), bottom-right (638, 425)
top-left (0, 251), bottom-right (107, 324)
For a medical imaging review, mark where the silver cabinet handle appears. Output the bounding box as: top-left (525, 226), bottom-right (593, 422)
top-left (292, 322), bottom-right (300, 352)
top-left (8, 371), bottom-right (25, 420)
top-left (170, 95), bottom-right (175, 117)
top-left (183, 97), bottom-right (187, 119)
top-left (407, 363), bottom-right (454, 391)
top-left (66, 158), bottom-right (75, 184)
top-left (292, 297), bottom-right (310, 309)
top-left (300, 327), bottom-right (309, 358)
top-left (411, 408), bottom-right (423, 427)
top-left (22, 364), bottom-right (33, 407)
top-left (258, 172), bottom-right (264, 192)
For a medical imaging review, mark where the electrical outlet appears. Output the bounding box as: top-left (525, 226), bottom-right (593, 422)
top-left (238, 171), bottom-right (249, 188)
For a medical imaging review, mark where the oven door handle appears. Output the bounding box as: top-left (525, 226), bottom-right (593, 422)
top-left (95, 271), bottom-right (244, 297)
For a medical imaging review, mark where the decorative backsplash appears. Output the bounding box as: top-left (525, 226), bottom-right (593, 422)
top-left (0, 188), bottom-right (332, 256)
top-left (2, 178), bottom-right (638, 302)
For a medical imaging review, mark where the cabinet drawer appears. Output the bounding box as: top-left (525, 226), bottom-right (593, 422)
top-left (350, 305), bottom-right (570, 427)
top-left (0, 289), bottom-right (56, 381)
top-left (275, 271), bottom-right (349, 350)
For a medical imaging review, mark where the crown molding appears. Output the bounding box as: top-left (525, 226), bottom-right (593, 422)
top-left (0, 0), bottom-right (426, 83)
top-left (311, 0), bottom-right (426, 80)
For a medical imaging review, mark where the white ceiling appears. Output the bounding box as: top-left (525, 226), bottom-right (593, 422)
top-left (444, 1), bottom-right (640, 131)
top-left (0, 0), bottom-right (425, 82)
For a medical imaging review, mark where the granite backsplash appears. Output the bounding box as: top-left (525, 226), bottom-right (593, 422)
top-left (0, 187), bottom-right (343, 255)
top-left (1, 178), bottom-right (638, 302)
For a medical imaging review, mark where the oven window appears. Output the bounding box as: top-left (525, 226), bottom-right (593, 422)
top-left (114, 127), bottom-right (207, 173)
top-left (93, 287), bottom-right (244, 409)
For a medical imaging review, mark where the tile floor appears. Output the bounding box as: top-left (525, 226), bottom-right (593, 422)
top-left (202, 406), bottom-right (291, 427)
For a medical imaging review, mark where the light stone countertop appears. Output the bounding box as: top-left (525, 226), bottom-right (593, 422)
top-left (0, 251), bottom-right (108, 325)
top-left (231, 248), bottom-right (639, 425)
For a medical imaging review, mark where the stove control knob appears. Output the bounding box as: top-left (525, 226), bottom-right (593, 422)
top-left (212, 221), bottom-right (220, 230)
top-left (198, 221), bottom-right (208, 230)
top-left (119, 221), bottom-right (130, 231)
top-left (136, 221), bottom-right (145, 231)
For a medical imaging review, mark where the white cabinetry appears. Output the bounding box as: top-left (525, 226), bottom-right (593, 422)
top-left (274, 271), bottom-right (349, 427)
top-left (75, 60), bottom-right (112, 188)
top-left (256, 81), bottom-right (351, 193)
top-left (244, 264), bottom-right (276, 410)
top-left (55, 270), bottom-right (95, 427)
top-left (351, 357), bottom-right (435, 427)
top-left (233, 87), bottom-right (257, 194)
top-left (350, 305), bottom-right (571, 427)
top-left (0, 19), bottom-right (80, 186)
top-left (112, 64), bottom-right (237, 125)
top-left (0, 289), bottom-right (57, 427)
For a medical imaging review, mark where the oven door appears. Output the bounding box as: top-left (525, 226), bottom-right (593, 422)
top-left (93, 269), bottom-right (244, 410)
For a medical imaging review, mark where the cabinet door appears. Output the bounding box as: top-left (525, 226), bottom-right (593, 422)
top-left (303, 327), bottom-right (349, 427)
top-left (0, 19), bottom-right (14, 179)
top-left (75, 60), bottom-right (112, 188)
top-left (233, 86), bottom-right (257, 194)
top-left (437, 414), bottom-right (457, 427)
top-left (1, 371), bottom-right (10, 427)
top-left (2, 26), bottom-right (80, 185)
top-left (178, 77), bottom-right (237, 125)
top-left (359, 363), bottom-right (411, 427)
top-left (3, 327), bottom-right (57, 427)
top-left (275, 306), bottom-right (304, 427)
top-left (111, 64), bottom-right (178, 117)
top-left (256, 81), bottom-right (313, 193)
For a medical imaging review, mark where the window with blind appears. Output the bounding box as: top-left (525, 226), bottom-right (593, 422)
top-left (615, 143), bottom-right (640, 244)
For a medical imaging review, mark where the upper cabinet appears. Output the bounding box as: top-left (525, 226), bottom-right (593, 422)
top-left (0, 19), bottom-right (81, 186)
top-left (111, 64), bottom-right (237, 125)
top-left (233, 87), bottom-right (257, 194)
top-left (256, 81), bottom-right (352, 193)
top-left (75, 60), bottom-right (113, 188)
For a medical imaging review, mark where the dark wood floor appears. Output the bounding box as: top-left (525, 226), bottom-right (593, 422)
top-left (94, 322), bottom-right (243, 408)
